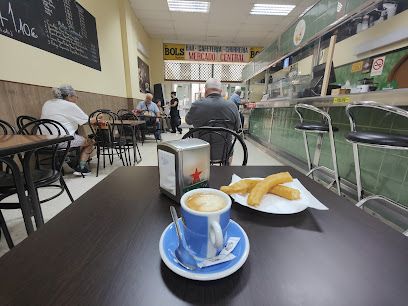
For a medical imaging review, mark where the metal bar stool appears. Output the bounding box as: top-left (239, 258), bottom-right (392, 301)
top-left (295, 104), bottom-right (341, 195)
top-left (345, 101), bottom-right (408, 235)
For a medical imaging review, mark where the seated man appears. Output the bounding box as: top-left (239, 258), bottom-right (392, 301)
top-left (41, 84), bottom-right (98, 176)
top-left (133, 93), bottom-right (161, 140)
top-left (185, 78), bottom-right (240, 163)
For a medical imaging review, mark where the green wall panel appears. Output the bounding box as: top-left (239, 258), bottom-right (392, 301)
top-left (335, 48), bottom-right (408, 89)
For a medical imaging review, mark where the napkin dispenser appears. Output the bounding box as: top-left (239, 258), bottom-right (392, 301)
top-left (157, 139), bottom-right (210, 202)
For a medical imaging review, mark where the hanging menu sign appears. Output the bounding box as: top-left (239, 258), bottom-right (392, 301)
top-left (163, 43), bottom-right (263, 63)
top-left (0, 0), bottom-right (101, 70)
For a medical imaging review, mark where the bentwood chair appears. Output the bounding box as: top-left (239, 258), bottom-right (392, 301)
top-left (89, 110), bottom-right (130, 176)
top-left (345, 101), bottom-right (408, 236)
top-left (16, 119), bottom-right (74, 203)
top-left (117, 110), bottom-right (142, 164)
top-left (16, 115), bottom-right (37, 133)
top-left (183, 126), bottom-right (248, 166)
top-left (0, 119), bottom-right (16, 249)
top-left (295, 104), bottom-right (341, 195)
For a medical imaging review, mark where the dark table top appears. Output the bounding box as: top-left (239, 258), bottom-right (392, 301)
top-left (0, 166), bottom-right (407, 306)
top-left (0, 135), bottom-right (73, 157)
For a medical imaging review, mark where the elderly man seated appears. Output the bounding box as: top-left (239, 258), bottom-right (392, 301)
top-left (185, 78), bottom-right (240, 163)
top-left (133, 93), bottom-right (161, 140)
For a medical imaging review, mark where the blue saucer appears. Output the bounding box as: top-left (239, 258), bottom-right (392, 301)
top-left (159, 218), bottom-right (250, 281)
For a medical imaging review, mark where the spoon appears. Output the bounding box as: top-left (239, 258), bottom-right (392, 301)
top-left (170, 206), bottom-right (197, 271)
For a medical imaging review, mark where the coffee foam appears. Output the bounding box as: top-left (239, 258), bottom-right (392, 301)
top-left (186, 193), bottom-right (226, 212)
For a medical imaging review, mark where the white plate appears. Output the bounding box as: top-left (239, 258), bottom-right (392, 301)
top-left (159, 218), bottom-right (250, 281)
top-left (229, 175), bottom-right (328, 214)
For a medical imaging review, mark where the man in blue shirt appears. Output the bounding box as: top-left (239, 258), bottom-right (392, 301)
top-left (133, 93), bottom-right (161, 140)
top-left (230, 86), bottom-right (244, 129)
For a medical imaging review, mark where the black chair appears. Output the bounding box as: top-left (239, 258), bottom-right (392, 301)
top-left (0, 119), bottom-right (16, 249)
top-left (89, 110), bottom-right (130, 177)
top-left (117, 110), bottom-right (142, 163)
top-left (15, 119), bottom-right (74, 203)
top-left (135, 112), bottom-right (161, 142)
top-left (183, 126), bottom-right (248, 166)
top-left (117, 109), bottom-right (132, 118)
top-left (16, 115), bottom-right (37, 133)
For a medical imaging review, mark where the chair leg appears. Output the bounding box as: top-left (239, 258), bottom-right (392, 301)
top-left (96, 145), bottom-right (100, 177)
top-left (302, 132), bottom-right (313, 173)
top-left (0, 211), bottom-right (14, 249)
top-left (352, 143), bottom-right (363, 201)
top-left (312, 133), bottom-right (323, 171)
top-left (328, 130), bottom-right (341, 196)
top-left (60, 177), bottom-right (74, 203)
top-left (103, 146), bottom-right (106, 168)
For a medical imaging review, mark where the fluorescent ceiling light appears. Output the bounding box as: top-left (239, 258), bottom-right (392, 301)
top-left (250, 4), bottom-right (295, 16)
top-left (168, 0), bottom-right (210, 13)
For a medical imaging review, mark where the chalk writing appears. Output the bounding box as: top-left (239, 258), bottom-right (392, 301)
top-left (0, 0), bottom-right (100, 70)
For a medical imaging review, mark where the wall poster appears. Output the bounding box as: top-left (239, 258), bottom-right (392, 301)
top-left (138, 57), bottom-right (150, 93)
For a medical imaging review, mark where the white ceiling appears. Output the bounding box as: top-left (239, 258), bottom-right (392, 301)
top-left (129, 0), bottom-right (318, 47)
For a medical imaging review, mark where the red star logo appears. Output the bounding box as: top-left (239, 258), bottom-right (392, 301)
top-left (191, 168), bottom-right (202, 184)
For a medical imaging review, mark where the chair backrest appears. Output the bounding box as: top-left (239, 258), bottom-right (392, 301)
top-left (117, 109), bottom-right (132, 117)
top-left (117, 110), bottom-right (137, 121)
top-left (89, 110), bottom-right (125, 145)
top-left (0, 119), bottom-right (16, 135)
top-left (346, 101), bottom-right (408, 132)
top-left (16, 115), bottom-right (37, 133)
top-left (19, 119), bottom-right (71, 171)
top-left (183, 126), bottom-right (248, 165)
top-left (295, 103), bottom-right (332, 125)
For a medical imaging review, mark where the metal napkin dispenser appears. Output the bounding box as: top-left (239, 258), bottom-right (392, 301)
top-left (157, 139), bottom-right (210, 202)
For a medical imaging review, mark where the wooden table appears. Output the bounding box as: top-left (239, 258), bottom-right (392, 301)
top-left (0, 166), bottom-right (407, 305)
top-left (0, 135), bottom-right (73, 234)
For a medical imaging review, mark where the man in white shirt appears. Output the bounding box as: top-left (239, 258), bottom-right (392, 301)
top-left (41, 85), bottom-right (96, 175)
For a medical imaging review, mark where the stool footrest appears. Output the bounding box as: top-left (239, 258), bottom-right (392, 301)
top-left (356, 195), bottom-right (408, 212)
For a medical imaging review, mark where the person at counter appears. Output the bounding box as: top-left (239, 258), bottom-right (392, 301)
top-left (230, 86), bottom-right (244, 129)
top-left (185, 78), bottom-right (240, 162)
top-left (41, 84), bottom-right (96, 176)
top-left (133, 93), bottom-right (161, 140)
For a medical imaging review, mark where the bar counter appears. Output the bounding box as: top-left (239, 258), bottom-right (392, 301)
top-left (254, 88), bottom-right (408, 109)
top-left (247, 89), bottom-right (408, 221)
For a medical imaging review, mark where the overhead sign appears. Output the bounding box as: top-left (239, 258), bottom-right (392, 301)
top-left (163, 43), bottom-right (186, 61)
top-left (370, 56), bottom-right (386, 77)
top-left (163, 43), bottom-right (263, 63)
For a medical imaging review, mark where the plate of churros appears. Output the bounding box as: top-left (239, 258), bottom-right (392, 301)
top-left (220, 172), bottom-right (328, 214)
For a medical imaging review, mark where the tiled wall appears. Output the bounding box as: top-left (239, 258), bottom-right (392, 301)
top-left (249, 106), bottom-right (408, 207)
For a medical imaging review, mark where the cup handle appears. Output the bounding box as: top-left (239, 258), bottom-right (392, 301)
top-left (210, 221), bottom-right (223, 249)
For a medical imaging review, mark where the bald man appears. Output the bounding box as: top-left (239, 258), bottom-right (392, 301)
top-left (185, 78), bottom-right (240, 163)
top-left (133, 93), bottom-right (162, 140)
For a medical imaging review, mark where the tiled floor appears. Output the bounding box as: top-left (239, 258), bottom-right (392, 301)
top-left (0, 132), bottom-right (281, 256)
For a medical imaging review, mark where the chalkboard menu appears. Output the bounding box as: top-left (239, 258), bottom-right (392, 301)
top-left (0, 0), bottom-right (101, 70)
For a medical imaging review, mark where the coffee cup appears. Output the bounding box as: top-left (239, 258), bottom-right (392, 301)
top-left (180, 188), bottom-right (231, 259)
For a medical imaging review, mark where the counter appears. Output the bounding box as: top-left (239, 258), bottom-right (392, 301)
top-left (254, 88), bottom-right (408, 108)
top-left (248, 89), bottom-right (408, 210)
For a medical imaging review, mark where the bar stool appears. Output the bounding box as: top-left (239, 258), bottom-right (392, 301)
top-left (345, 101), bottom-right (408, 235)
top-left (295, 104), bottom-right (341, 195)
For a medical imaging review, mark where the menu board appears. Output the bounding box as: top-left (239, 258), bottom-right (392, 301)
top-left (0, 0), bottom-right (101, 70)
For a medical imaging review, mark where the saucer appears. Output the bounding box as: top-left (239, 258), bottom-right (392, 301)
top-left (159, 218), bottom-right (250, 281)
